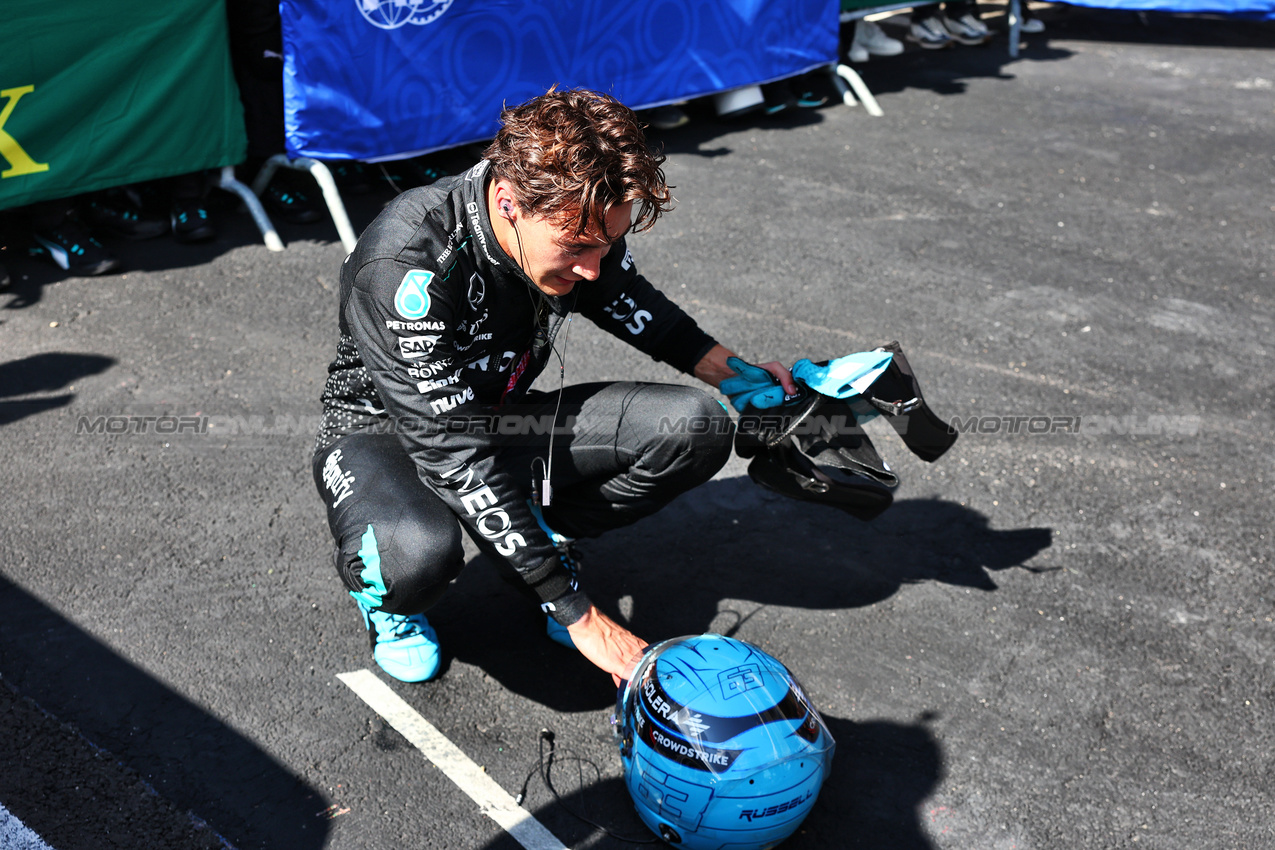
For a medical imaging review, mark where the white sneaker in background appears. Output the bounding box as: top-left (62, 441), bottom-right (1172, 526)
top-left (955, 12), bottom-right (990, 36)
top-left (940, 12), bottom-right (990, 45)
top-left (1020, 16), bottom-right (1046, 33)
top-left (849, 20), bottom-right (904, 62)
top-left (909, 17), bottom-right (953, 49)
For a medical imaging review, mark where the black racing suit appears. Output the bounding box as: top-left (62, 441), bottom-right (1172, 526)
top-left (312, 160), bottom-right (732, 623)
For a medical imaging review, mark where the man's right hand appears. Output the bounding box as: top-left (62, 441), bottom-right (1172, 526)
top-left (566, 605), bottom-right (648, 686)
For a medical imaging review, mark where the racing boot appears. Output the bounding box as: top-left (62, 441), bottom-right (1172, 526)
top-left (354, 599), bottom-right (441, 682)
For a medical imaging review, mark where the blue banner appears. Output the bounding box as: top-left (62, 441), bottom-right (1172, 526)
top-left (281, 0), bottom-right (839, 161)
top-left (1062, 0), bottom-right (1274, 17)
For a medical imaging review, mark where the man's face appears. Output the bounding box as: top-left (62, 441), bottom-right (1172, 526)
top-left (511, 202), bottom-right (633, 297)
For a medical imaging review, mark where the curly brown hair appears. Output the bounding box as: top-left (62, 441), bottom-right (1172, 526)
top-left (484, 87), bottom-right (674, 239)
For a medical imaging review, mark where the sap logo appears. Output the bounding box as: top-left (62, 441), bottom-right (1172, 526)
top-left (394, 269), bottom-right (434, 319)
top-left (416, 372), bottom-right (461, 394)
top-left (398, 334), bottom-right (440, 359)
top-left (440, 463), bottom-right (526, 557)
top-left (603, 293), bottom-right (651, 335)
top-left (429, 386), bottom-right (474, 413)
top-left (738, 791), bottom-right (812, 822)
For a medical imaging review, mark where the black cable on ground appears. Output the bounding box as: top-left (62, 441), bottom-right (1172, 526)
top-left (514, 729), bottom-right (659, 845)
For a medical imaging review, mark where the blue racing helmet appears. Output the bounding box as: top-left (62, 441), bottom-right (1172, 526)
top-left (615, 634), bottom-right (835, 849)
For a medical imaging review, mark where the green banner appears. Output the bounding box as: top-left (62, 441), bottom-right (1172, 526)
top-left (0, 0), bottom-right (246, 210)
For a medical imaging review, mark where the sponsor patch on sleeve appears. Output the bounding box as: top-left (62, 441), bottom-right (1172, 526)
top-left (394, 270), bottom-right (434, 319)
top-left (398, 334), bottom-right (440, 359)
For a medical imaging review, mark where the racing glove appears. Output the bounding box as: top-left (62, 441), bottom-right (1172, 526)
top-left (720, 356), bottom-right (792, 412)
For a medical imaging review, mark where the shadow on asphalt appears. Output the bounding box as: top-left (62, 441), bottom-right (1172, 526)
top-left (0, 574), bottom-right (330, 850)
top-left (473, 713), bottom-right (942, 850)
top-left (844, 31), bottom-right (1073, 100)
top-left (0, 351), bottom-right (115, 426)
top-left (433, 478), bottom-right (1053, 713)
top-left (1035, 8), bottom-right (1275, 47)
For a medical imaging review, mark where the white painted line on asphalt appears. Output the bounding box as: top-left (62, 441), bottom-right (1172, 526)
top-left (0, 803), bottom-right (56, 850)
top-left (337, 669), bottom-right (568, 850)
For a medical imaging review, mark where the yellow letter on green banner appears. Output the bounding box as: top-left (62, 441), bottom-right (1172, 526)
top-left (1, 86), bottom-right (51, 179)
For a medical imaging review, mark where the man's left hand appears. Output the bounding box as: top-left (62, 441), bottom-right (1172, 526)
top-left (693, 343), bottom-right (797, 408)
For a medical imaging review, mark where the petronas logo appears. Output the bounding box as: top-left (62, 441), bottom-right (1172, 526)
top-left (394, 270), bottom-right (434, 319)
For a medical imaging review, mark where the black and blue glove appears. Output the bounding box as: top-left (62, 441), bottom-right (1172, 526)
top-left (720, 356), bottom-right (792, 413)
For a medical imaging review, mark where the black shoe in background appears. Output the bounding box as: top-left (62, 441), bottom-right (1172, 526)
top-left (761, 82), bottom-right (801, 116)
top-left (170, 200), bottom-right (217, 243)
top-left (263, 180), bottom-right (322, 224)
top-left (84, 188), bottom-right (168, 240)
top-left (31, 221), bottom-right (121, 276)
top-left (326, 160), bottom-right (376, 195)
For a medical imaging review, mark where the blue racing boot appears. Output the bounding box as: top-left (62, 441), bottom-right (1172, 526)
top-left (355, 599), bottom-right (441, 682)
top-left (528, 500), bottom-right (581, 650)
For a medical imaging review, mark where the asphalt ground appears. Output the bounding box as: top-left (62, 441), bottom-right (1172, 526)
top-left (1, 8), bottom-right (1272, 850)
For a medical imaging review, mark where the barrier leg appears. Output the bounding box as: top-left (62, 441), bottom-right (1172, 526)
top-left (294, 157), bottom-right (359, 255)
top-left (827, 64), bottom-right (859, 107)
top-left (251, 154), bottom-right (289, 197)
top-left (835, 64), bottom-right (884, 117)
top-left (251, 154), bottom-right (359, 255)
top-left (219, 166), bottom-right (284, 252)
top-left (1008, 0), bottom-right (1021, 58)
